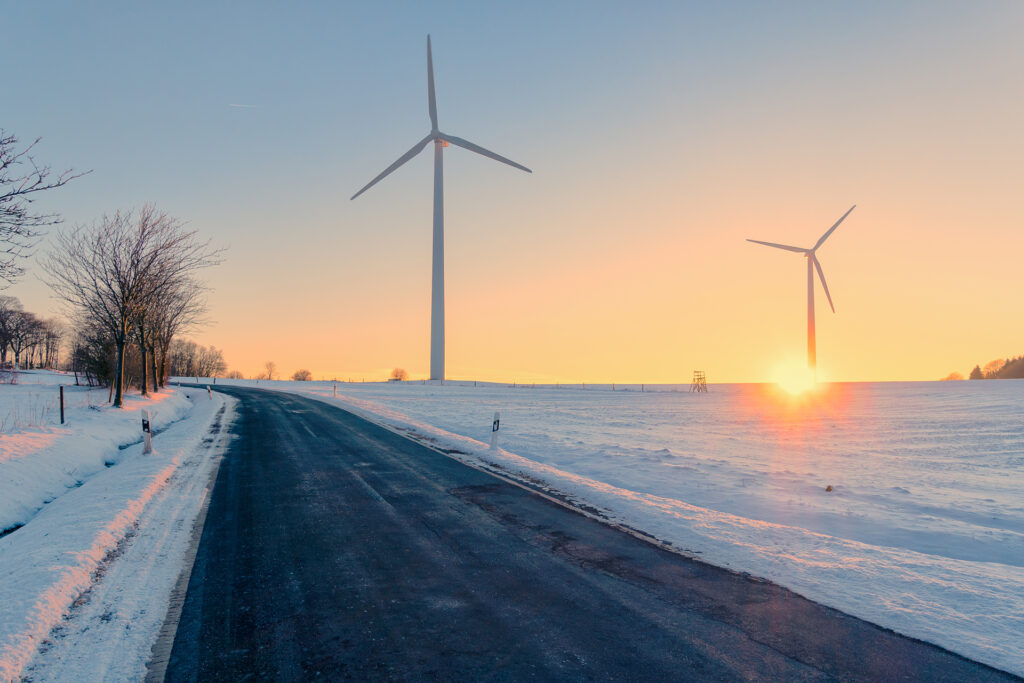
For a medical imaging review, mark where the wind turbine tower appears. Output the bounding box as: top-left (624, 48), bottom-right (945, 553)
top-left (352, 36), bottom-right (531, 381)
top-left (747, 205), bottom-right (855, 374)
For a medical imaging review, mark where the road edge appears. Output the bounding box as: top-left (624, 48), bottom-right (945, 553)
top-left (145, 396), bottom-right (237, 683)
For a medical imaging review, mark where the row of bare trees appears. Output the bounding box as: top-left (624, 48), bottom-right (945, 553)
top-left (0, 295), bottom-right (64, 370)
top-left (167, 339), bottom-right (226, 378)
top-left (44, 206), bottom-right (221, 407)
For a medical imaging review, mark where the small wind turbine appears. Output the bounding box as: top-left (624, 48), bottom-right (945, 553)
top-left (351, 35), bottom-right (531, 381)
top-left (747, 205), bottom-right (855, 374)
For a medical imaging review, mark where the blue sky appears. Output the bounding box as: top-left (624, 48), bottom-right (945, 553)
top-left (5, 2), bottom-right (1023, 381)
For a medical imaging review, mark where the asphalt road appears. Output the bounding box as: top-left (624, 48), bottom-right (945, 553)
top-left (161, 386), bottom-right (1017, 681)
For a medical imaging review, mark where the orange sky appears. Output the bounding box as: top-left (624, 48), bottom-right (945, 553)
top-left (6, 3), bottom-right (1023, 383)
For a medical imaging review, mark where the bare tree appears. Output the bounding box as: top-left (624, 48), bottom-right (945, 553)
top-left (68, 312), bottom-right (114, 387)
top-left (27, 316), bottom-right (47, 368)
top-left (167, 339), bottom-right (224, 378)
top-left (292, 369), bottom-right (312, 381)
top-left (44, 206), bottom-right (221, 407)
top-left (0, 295), bottom-right (22, 366)
top-left (7, 310), bottom-right (40, 370)
top-left (45, 212), bottom-right (138, 405)
top-left (151, 279), bottom-right (207, 388)
top-left (41, 318), bottom-right (64, 368)
top-left (264, 361), bottom-right (277, 381)
top-left (196, 345), bottom-right (226, 377)
top-left (390, 367), bottom-right (408, 381)
top-left (0, 131), bottom-right (86, 286)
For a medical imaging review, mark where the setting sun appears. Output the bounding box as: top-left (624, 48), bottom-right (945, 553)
top-left (772, 362), bottom-right (818, 395)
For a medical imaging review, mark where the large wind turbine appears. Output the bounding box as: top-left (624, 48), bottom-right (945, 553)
top-left (747, 205), bottom-right (855, 374)
top-left (351, 35), bottom-right (531, 381)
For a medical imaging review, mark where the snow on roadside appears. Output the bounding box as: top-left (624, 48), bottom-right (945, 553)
top-left (0, 375), bottom-right (233, 681)
top-left (199, 378), bottom-right (1024, 677)
top-left (1, 373), bottom-right (195, 535)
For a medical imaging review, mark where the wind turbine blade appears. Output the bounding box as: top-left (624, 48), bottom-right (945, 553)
top-left (351, 134), bottom-right (433, 200)
top-left (745, 239), bottom-right (807, 253)
top-left (440, 134), bottom-right (532, 173)
top-left (813, 204), bottom-right (856, 251)
top-left (812, 254), bottom-right (835, 313)
top-left (427, 35), bottom-right (438, 131)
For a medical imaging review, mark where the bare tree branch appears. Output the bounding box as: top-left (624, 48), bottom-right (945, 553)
top-left (0, 130), bottom-right (88, 286)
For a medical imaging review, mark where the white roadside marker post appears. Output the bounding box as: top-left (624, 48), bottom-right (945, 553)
top-left (334, 382), bottom-right (337, 398)
top-left (207, 385), bottom-right (212, 399)
top-left (142, 410), bottom-right (153, 454)
top-left (490, 411), bottom-right (501, 450)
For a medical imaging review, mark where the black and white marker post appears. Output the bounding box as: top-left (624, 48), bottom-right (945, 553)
top-left (490, 411), bottom-right (500, 450)
top-left (142, 410), bottom-right (153, 454)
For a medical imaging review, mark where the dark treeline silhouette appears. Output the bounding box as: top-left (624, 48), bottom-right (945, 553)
top-left (966, 355), bottom-right (1024, 380)
top-left (0, 295), bottom-right (64, 372)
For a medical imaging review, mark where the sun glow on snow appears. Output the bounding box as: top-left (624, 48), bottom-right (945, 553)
top-left (773, 363), bottom-right (818, 396)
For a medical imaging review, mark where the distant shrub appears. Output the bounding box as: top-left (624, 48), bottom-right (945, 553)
top-left (390, 368), bottom-right (408, 381)
top-left (292, 369), bottom-right (313, 382)
top-left (225, 370), bottom-right (244, 379)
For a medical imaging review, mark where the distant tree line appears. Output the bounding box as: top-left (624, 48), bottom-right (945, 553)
top-left (0, 295), bottom-right (64, 371)
top-left (44, 205), bottom-right (222, 406)
top-left (167, 339), bottom-right (227, 378)
top-left (966, 355), bottom-right (1024, 380)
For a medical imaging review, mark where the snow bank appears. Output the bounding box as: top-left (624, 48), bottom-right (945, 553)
top-left (0, 372), bottom-right (229, 680)
top-left (1, 373), bottom-right (194, 534)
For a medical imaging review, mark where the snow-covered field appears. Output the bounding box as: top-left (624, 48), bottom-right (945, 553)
top-left (205, 376), bottom-right (1024, 676)
top-left (0, 371), bottom-right (235, 681)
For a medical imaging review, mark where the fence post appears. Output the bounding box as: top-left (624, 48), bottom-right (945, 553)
top-left (207, 385), bottom-right (212, 399)
top-left (490, 411), bottom-right (501, 450)
top-left (142, 410), bottom-right (153, 454)
top-left (333, 382), bottom-right (337, 398)
top-left (59, 386), bottom-right (65, 425)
